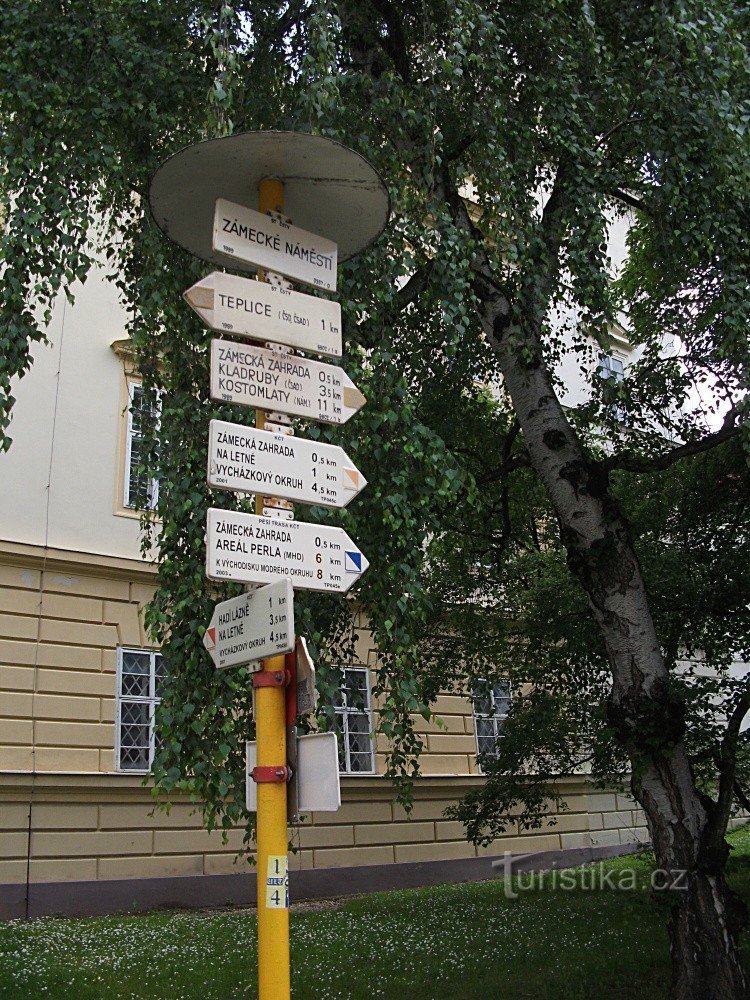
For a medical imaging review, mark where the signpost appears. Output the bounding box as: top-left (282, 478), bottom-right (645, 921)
top-left (207, 420), bottom-right (366, 508)
top-left (205, 507), bottom-right (369, 592)
top-left (185, 272), bottom-right (342, 357)
top-left (213, 198), bottom-right (338, 292)
top-left (150, 131), bottom-right (389, 1000)
top-left (209, 339), bottom-right (364, 424)
top-left (202, 578), bottom-right (294, 670)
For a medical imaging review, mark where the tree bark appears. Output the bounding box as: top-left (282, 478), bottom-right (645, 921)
top-left (493, 313), bottom-right (746, 998)
top-left (441, 174), bottom-right (748, 997)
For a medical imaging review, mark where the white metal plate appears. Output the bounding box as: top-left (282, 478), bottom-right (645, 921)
top-left (207, 420), bottom-right (366, 509)
top-left (295, 636), bottom-right (318, 716)
top-left (296, 733), bottom-right (341, 813)
top-left (205, 508), bottom-right (368, 592)
top-left (210, 340), bottom-right (365, 425)
top-left (246, 741), bottom-right (257, 811)
top-left (214, 199), bottom-right (337, 292)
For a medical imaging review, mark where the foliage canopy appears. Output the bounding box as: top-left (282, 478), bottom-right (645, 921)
top-left (0, 0), bottom-right (748, 846)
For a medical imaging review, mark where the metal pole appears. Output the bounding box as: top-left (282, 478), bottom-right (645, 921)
top-left (255, 176), bottom-right (290, 1000)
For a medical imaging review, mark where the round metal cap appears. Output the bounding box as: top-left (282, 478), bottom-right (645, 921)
top-left (149, 131), bottom-right (390, 266)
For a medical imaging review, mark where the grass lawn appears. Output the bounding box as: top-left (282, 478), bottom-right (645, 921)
top-left (2, 826), bottom-right (750, 1000)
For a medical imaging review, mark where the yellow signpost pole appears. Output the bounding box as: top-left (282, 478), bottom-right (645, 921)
top-left (149, 132), bottom-right (389, 1000)
top-left (254, 176), bottom-right (290, 1000)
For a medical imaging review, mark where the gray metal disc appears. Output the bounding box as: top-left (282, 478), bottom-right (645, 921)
top-left (149, 131), bottom-right (391, 266)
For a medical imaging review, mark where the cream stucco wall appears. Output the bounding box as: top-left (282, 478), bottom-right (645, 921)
top-left (0, 266), bottom-right (142, 561)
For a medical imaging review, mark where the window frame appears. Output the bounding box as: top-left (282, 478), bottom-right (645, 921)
top-left (114, 646), bottom-right (164, 774)
top-left (598, 352), bottom-right (625, 383)
top-left (472, 678), bottom-right (512, 763)
top-left (123, 379), bottom-right (161, 512)
top-left (597, 351), bottom-right (626, 421)
top-left (333, 666), bottom-right (376, 775)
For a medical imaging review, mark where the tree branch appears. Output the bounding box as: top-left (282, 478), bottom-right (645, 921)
top-left (603, 411), bottom-right (743, 474)
top-left (476, 451), bottom-right (531, 485)
top-left (255, 0), bottom-right (312, 50)
top-left (708, 690), bottom-right (750, 854)
top-left (369, 0), bottom-right (411, 83)
top-left (733, 780), bottom-right (750, 816)
top-left (394, 263), bottom-right (432, 312)
top-left (444, 131), bottom-right (477, 163)
top-left (535, 165), bottom-right (571, 306)
top-left (608, 188), bottom-right (652, 215)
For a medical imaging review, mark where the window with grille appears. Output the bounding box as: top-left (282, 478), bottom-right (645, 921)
top-left (115, 648), bottom-right (165, 772)
top-left (124, 382), bottom-right (160, 510)
top-left (472, 679), bottom-right (512, 760)
top-left (332, 667), bottom-right (375, 774)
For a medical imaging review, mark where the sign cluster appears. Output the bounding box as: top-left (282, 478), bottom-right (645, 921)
top-left (196, 196), bottom-right (370, 818)
top-left (197, 198), bottom-right (369, 597)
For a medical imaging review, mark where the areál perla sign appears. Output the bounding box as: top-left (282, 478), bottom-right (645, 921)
top-left (212, 199), bottom-right (337, 292)
top-left (205, 508), bottom-right (368, 593)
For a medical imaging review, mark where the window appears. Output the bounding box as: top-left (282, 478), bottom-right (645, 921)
top-left (332, 667), bottom-right (375, 774)
top-left (472, 679), bottom-right (512, 759)
top-left (598, 353), bottom-right (625, 420)
top-left (124, 382), bottom-right (160, 510)
top-left (116, 648), bottom-right (165, 772)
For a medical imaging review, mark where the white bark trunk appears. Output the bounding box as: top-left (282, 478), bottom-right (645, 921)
top-left (479, 300), bottom-right (747, 998)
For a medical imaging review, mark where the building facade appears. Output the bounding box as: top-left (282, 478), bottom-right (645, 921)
top-left (0, 251), bottom-right (650, 919)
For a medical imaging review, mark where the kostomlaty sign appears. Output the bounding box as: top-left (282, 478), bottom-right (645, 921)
top-left (209, 340), bottom-right (364, 423)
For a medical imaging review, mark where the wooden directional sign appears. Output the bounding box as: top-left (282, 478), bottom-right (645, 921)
top-left (207, 420), bottom-right (366, 509)
top-left (205, 508), bottom-right (369, 593)
top-left (203, 579), bottom-right (294, 671)
top-left (213, 199), bottom-right (337, 292)
top-left (210, 340), bottom-right (365, 425)
top-left (184, 272), bottom-right (342, 358)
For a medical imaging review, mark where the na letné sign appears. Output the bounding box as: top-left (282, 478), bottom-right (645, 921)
top-left (207, 420), bottom-right (366, 508)
top-left (202, 578), bottom-right (294, 670)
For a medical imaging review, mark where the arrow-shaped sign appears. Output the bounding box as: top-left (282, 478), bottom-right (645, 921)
top-left (203, 578), bottom-right (294, 670)
top-left (212, 199), bottom-right (338, 292)
top-left (205, 508), bottom-right (369, 592)
top-left (185, 271), bottom-right (342, 358)
top-left (209, 340), bottom-right (365, 425)
top-left (207, 420), bottom-right (367, 509)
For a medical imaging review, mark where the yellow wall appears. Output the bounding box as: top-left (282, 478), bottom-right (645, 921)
top-left (0, 540), bottom-right (652, 887)
top-left (0, 772), bottom-right (650, 886)
top-left (0, 543), bottom-right (153, 774)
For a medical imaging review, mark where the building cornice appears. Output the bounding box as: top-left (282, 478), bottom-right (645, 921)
top-left (0, 537), bottom-right (157, 582)
top-left (0, 770), bottom-right (595, 798)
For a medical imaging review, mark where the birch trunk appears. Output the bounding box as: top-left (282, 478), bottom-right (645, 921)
top-left (478, 293), bottom-right (747, 997)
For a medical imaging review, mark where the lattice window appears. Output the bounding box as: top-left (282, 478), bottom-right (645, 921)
top-left (124, 382), bottom-right (161, 510)
top-left (116, 648), bottom-right (165, 772)
top-left (472, 679), bottom-right (512, 760)
top-left (332, 667), bottom-right (375, 774)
